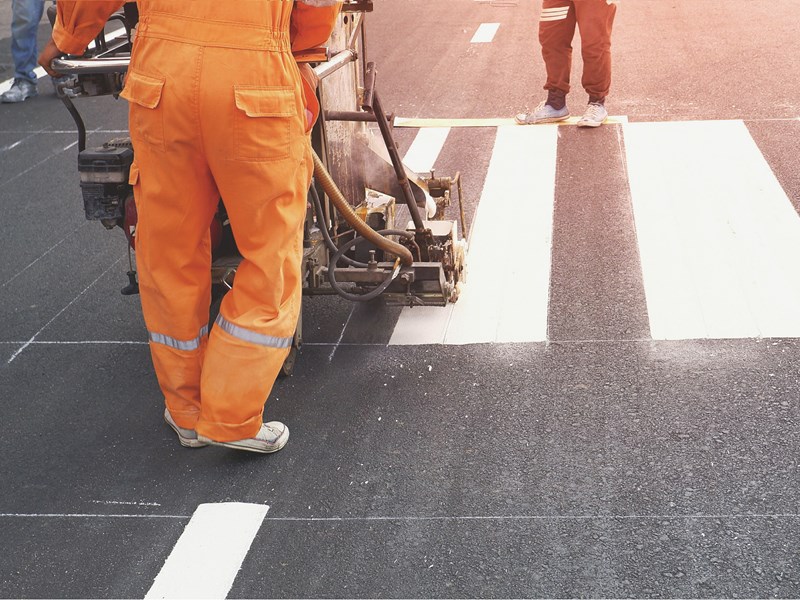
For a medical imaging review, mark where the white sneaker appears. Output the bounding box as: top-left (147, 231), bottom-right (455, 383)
top-left (515, 101), bottom-right (570, 125)
top-left (164, 409), bottom-right (208, 448)
top-left (198, 422), bottom-right (290, 454)
top-left (577, 102), bottom-right (608, 127)
top-left (1, 79), bottom-right (37, 103)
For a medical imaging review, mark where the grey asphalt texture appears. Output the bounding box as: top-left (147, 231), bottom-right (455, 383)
top-left (2, 1), bottom-right (800, 598)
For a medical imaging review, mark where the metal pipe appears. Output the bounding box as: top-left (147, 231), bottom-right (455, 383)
top-left (313, 48), bottom-right (357, 81)
top-left (51, 56), bottom-right (130, 75)
top-left (347, 13), bottom-right (363, 51)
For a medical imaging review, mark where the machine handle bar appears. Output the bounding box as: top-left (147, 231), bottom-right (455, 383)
top-left (51, 46), bottom-right (357, 78)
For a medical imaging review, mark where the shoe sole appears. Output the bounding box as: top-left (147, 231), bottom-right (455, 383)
top-left (198, 436), bottom-right (289, 454)
top-left (515, 114), bottom-right (570, 125)
top-left (1, 96), bottom-right (36, 103)
top-left (577, 120), bottom-right (605, 128)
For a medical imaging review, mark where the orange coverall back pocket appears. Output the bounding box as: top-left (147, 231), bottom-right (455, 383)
top-left (233, 86), bottom-right (296, 162)
top-left (121, 71), bottom-right (166, 152)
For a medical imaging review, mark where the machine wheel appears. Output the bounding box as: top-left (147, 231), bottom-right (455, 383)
top-left (209, 286), bottom-right (302, 378)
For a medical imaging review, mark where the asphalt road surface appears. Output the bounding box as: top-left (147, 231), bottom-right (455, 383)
top-left (1, 1), bottom-right (800, 598)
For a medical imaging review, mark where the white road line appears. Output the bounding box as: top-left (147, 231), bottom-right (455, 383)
top-left (470, 22), bottom-right (500, 43)
top-left (145, 503), bottom-right (269, 600)
top-left (7, 256), bottom-right (125, 364)
top-left (1, 223), bottom-right (88, 289)
top-left (1, 138), bottom-right (80, 189)
top-left (0, 513), bottom-right (188, 519)
top-left (401, 127), bottom-right (450, 175)
top-left (328, 305), bottom-right (355, 362)
top-left (268, 512), bottom-right (800, 522)
top-left (390, 125), bottom-right (558, 345)
top-left (625, 120), bottom-right (800, 340)
top-left (3, 511), bottom-right (798, 522)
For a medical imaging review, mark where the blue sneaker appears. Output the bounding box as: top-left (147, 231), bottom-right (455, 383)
top-left (515, 101), bottom-right (570, 125)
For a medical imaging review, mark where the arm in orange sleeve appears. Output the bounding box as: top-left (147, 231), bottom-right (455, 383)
top-left (291, 2), bottom-right (341, 129)
top-left (53, 0), bottom-right (125, 55)
top-left (291, 2), bottom-right (342, 53)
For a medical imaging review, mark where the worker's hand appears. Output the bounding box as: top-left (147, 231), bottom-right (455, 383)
top-left (306, 109), bottom-right (314, 131)
top-left (38, 37), bottom-right (64, 77)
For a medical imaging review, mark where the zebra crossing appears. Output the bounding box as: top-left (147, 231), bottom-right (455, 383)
top-left (387, 118), bottom-right (800, 344)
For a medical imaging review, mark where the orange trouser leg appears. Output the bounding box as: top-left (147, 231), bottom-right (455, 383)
top-left (193, 45), bottom-right (313, 443)
top-left (539, 0), bottom-right (577, 94)
top-left (125, 39), bottom-right (220, 430)
top-left (575, 0), bottom-right (617, 101)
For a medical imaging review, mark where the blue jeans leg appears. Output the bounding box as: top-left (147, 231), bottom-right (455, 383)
top-left (11, 0), bottom-right (45, 83)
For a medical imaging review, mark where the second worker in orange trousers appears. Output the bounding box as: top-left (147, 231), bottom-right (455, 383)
top-left (40, 0), bottom-right (342, 453)
top-left (516, 0), bottom-right (618, 128)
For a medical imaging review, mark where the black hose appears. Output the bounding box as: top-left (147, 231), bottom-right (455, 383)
top-left (327, 229), bottom-right (414, 303)
top-left (308, 182), bottom-right (366, 268)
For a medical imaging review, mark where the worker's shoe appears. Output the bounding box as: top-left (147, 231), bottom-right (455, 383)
top-left (577, 102), bottom-right (608, 128)
top-left (515, 101), bottom-right (570, 125)
top-left (164, 409), bottom-right (208, 448)
top-left (198, 422), bottom-right (289, 454)
top-left (1, 79), bottom-right (38, 103)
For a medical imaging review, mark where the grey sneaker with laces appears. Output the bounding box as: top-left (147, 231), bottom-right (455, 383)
top-left (515, 100), bottom-right (570, 125)
top-left (198, 422), bottom-right (289, 454)
top-left (577, 102), bottom-right (608, 128)
top-left (1, 79), bottom-right (38, 103)
top-left (164, 409), bottom-right (209, 448)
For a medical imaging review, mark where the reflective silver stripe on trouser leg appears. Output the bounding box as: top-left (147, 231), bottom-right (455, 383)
top-left (149, 324), bottom-right (209, 351)
top-left (214, 314), bottom-right (293, 349)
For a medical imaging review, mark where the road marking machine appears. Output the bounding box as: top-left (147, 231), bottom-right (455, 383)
top-left (49, 1), bottom-right (467, 375)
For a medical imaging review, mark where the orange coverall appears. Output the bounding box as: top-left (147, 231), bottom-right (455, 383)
top-left (53, 1), bottom-right (340, 442)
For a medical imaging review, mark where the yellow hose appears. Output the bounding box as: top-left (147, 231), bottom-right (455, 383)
top-left (312, 149), bottom-right (414, 267)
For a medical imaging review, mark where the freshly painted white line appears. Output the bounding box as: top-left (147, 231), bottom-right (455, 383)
top-left (470, 22), bottom-right (500, 44)
top-left (401, 127), bottom-right (450, 175)
top-left (390, 125), bottom-right (558, 345)
top-left (145, 503), bottom-right (269, 600)
top-left (625, 119), bottom-right (800, 340)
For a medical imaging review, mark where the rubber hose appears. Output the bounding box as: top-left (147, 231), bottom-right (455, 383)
top-left (328, 229), bottom-right (412, 303)
top-left (308, 183), bottom-right (366, 268)
top-left (312, 149), bottom-right (414, 267)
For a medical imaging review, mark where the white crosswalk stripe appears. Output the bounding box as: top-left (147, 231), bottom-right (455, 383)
top-left (391, 126), bottom-right (558, 345)
top-left (388, 119), bottom-right (800, 344)
top-left (625, 120), bottom-right (800, 340)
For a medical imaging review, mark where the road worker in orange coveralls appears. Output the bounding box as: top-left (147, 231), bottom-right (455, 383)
top-left (40, 0), bottom-right (342, 454)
